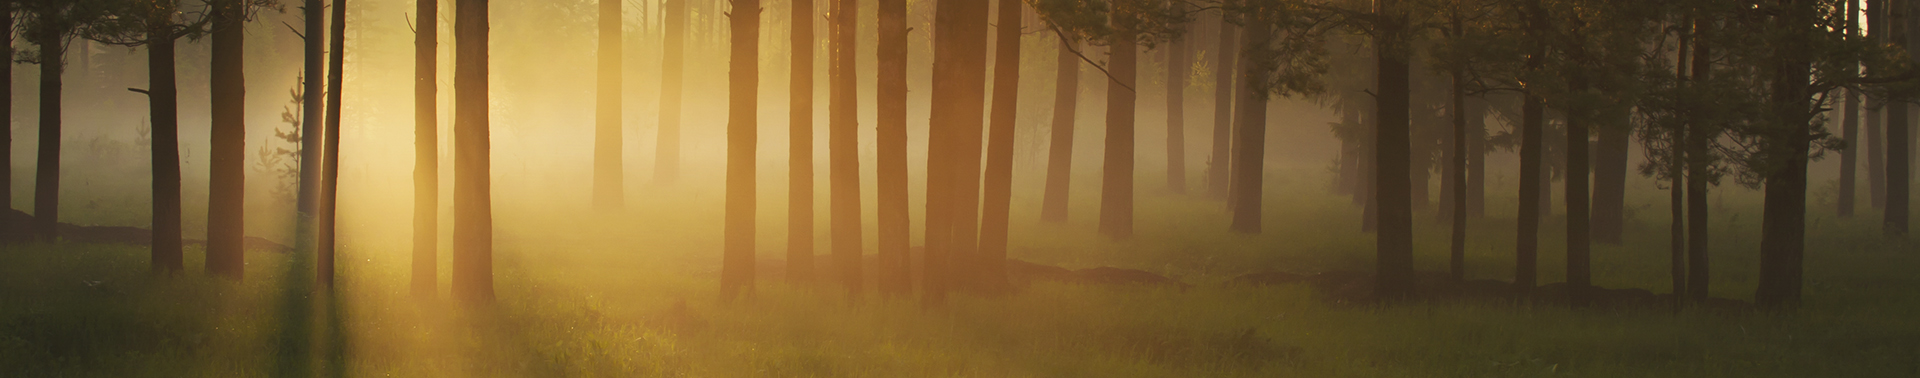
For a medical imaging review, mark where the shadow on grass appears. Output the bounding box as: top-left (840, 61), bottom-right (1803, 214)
top-left (271, 242), bottom-right (349, 378)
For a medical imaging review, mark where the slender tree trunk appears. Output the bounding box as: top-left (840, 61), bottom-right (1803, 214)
top-left (318, 0), bottom-right (349, 288)
top-left (977, 0), bottom-right (1021, 290)
top-left (720, 0), bottom-right (761, 302)
top-left (595, 0), bottom-right (624, 208)
top-left (1467, 98), bottom-right (1487, 217)
top-left (1229, 18), bottom-right (1268, 234)
top-left (1888, 0), bottom-right (1913, 236)
top-left (1040, 38), bottom-right (1079, 223)
top-left (1514, 3), bottom-right (1547, 291)
top-left (1374, 2), bottom-right (1415, 300)
top-left (1837, 0), bottom-right (1859, 219)
top-left (1671, 21), bottom-right (1691, 310)
top-left (1870, 0), bottom-right (1889, 210)
top-left (298, 0), bottom-right (324, 232)
top-left (1165, 3), bottom-right (1188, 195)
top-left (1208, 17), bottom-right (1236, 199)
top-left (31, 15), bottom-right (61, 243)
top-left (923, 0), bottom-right (990, 305)
top-left (875, 0), bottom-right (910, 296)
top-left (656, 0), bottom-right (685, 183)
top-left (1448, 48), bottom-right (1467, 282)
top-left (1565, 75), bottom-right (1592, 307)
top-left (149, 17), bottom-right (183, 272)
top-left (829, 0), bottom-right (863, 298)
top-left (1591, 112), bottom-right (1629, 244)
top-left (207, 3), bottom-right (246, 279)
top-left (0, 0), bottom-right (11, 243)
top-left (413, 0), bottom-right (439, 296)
top-left (1099, 26), bottom-right (1138, 240)
top-left (789, 0), bottom-right (816, 284)
top-left (451, 0), bottom-right (494, 303)
top-left (1686, 19), bottom-right (1712, 302)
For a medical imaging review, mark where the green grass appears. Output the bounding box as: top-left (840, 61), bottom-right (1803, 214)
top-left (4, 173), bottom-right (1919, 377)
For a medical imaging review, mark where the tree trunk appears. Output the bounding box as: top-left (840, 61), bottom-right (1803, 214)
top-left (720, 0), bottom-right (761, 302)
top-left (1888, 0), bottom-right (1914, 236)
top-left (31, 14), bottom-right (61, 243)
top-left (1671, 22), bottom-right (1691, 311)
top-left (923, 0), bottom-right (990, 305)
top-left (829, 0), bottom-right (863, 298)
top-left (1756, 0), bottom-right (1814, 304)
top-left (1565, 76), bottom-right (1592, 307)
top-left (149, 14), bottom-right (183, 272)
top-left (1374, 4), bottom-right (1415, 300)
top-left (298, 0), bottom-right (324, 230)
top-left (1040, 38), bottom-right (1079, 223)
top-left (656, 0), bottom-right (685, 183)
top-left (1839, 0), bottom-right (1859, 219)
top-left (1467, 98), bottom-right (1487, 217)
top-left (0, 0), bottom-right (9, 243)
top-left (875, 0), bottom-right (910, 296)
top-left (977, 0), bottom-right (1021, 290)
top-left (1868, 98), bottom-right (1887, 209)
top-left (318, 0), bottom-right (349, 288)
top-left (1687, 17), bottom-right (1713, 303)
top-left (1591, 111), bottom-right (1630, 244)
top-left (207, 3), bottom-right (246, 279)
top-left (1448, 44), bottom-right (1467, 282)
top-left (413, 0), bottom-right (439, 296)
top-left (1099, 27), bottom-right (1138, 240)
top-left (1208, 17), bottom-right (1236, 199)
top-left (1514, 11), bottom-right (1546, 291)
top-left (595, 0), bottom-right (624, 208)
top-left (789, 0), bottom-right (816, 285)
top-left (452, 0), bottom-right (494, 303)
top-left (1165, 3), bottom-right (1188, 195)
top-left (1229, 18), bottom-right (1268, 234)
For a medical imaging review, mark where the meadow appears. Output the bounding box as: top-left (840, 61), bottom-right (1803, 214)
top-left (3, 171), bottom-right (1917, 377)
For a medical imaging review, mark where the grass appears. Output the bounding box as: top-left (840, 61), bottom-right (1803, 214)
top-left (4, 172), bottom-right (1919, 377)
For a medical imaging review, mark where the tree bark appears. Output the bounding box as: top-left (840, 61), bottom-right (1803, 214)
top-left (1229, 18), bottom-right (1268, 234)
top-left (1755, 0), bottom-right (1814, 305)
top-left (1448, 40), bottom-right (1467, 282)
top-left (207, 2), bottom-right (246, 279)
top-left (1040, 38), bottom-right (1079, 223)
top-left (1099, 27), bottom-right (1138, 240)
top-left (1565, 76), bottom-right (1592, 307)
top-left (298, 0), bottom-right (324, 230)
top-left (1869, 0), bottom-right (1888, 211)
top-left (656, 0), bottom-right (685, 183)
top-left (452, 0), bottom-right (494, 303)
top-left (413, 0), bottom-right (439, 296)
top-left (720, 0), bottom-right (761, 302)
top-left (1686, 16), bottom-right (1713, 303)
top-left (1838, 0), bottom-right (1859, 219)
top-left (829, 0), bottom-right (863, 298)
top-left (0, 0), bottom-right (9, 243)
top-left (1375, 3), bottom-right (1415, 300)
top-left (876, 0), bottom-right (910, 296)
top-left (1514, 3), bottom-right (1546, 291)
top-left (978, 0), bottom-right (1022, 290)
top-left (1165, 3), bottom-right (1188, 195)
top-left (1208, 16), bottom-right (1236, 199)
top-left (31, 12), bottom-right (61, 243)
top-left (1467, 98), bottom-right (1487, 217)
top-left (318, 0), bottom-right (349, 288)
top-left (1591, 113), bottom-right (1630, 244)
top-left (789, 0), bottom-right (816, 285)
top-left (1888, 0), bottom-right (1913, 236)
top-left (595, 0), bottom-right (624, 209)
top-left (148, 10), bottom-right (183, 272)
top-left (923, 0), bottom-right (990, 305)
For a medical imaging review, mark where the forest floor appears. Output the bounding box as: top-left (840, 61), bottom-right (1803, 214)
top-left (3, 178), bottom-right (1918, 377)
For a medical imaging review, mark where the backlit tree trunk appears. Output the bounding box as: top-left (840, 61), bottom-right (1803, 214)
top-left (829, 0), bottom-right (863, 297)
top-left (876, 0), bottom-right (911, 295)
top-left (1228, 17), bottom-right (1268, 234)
top-left (1209, 16), bottom-right (1236, 199)
top-left (147, 3), bottom-right (183, 272)
top-left (298, 0), bottom-right (324, 232)
top-left (720, 0), bottom-right (761, 302)
top-left (924, 0), bottom-right (990, 304)
top-left (318, 0), bottom-right (349, 288)
top-left (1591, 114), bottom-right (1629, 244)
top-left (1512, 0), bottom-right (1546, 293)
top-left (1686, 18), bottom-right (1711, 302)
top-left (1755, 0), bottom-right (1816, 308)
top-left (978, 0), bottom-right (1022, 290)
top-left (30, 10), bottom-right (61, 243)
top-left (413, 0), bottom-right (439, 296)
top-left (1164, 3), bottom-right (1188, 195)
top-left (1565, 75), bottom-right (1592, 307)
top-left (451, 0), bottom-right (494, 303)
top-left (0, 0), bottom-right (9, 243)
top-left (1099, 25), bottom-right (1138, 240)
top-left (1374, 0), bottom-right (1414, 300)
top-left (1039, 38), bottom-right (1079, 223)
top-left (789, 0), bottom-right (816, 284)
top-left (207, 1), bottom-right (246, 279)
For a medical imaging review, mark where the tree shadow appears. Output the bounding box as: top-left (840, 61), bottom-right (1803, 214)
top-left (271, 243), bottom-right (349, 378)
